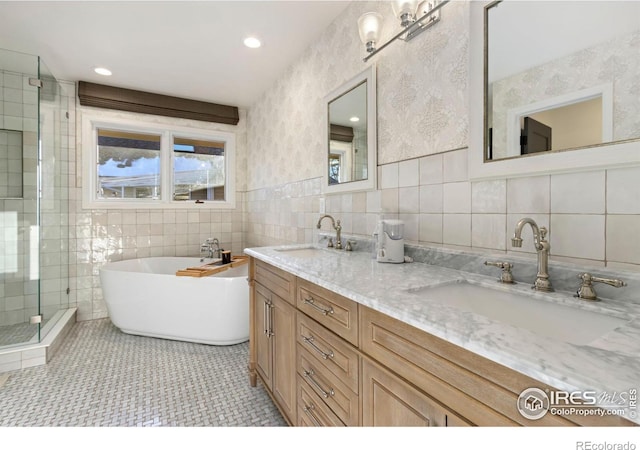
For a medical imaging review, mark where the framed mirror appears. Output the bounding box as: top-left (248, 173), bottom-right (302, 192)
top-left (485, 0), bottom-right (639, 162)
top-left (469, 1), bottom-right (640, 180)
top-left (323, 64), bottom-right (377, 194)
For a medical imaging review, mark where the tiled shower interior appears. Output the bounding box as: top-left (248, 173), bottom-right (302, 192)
top-left (0, 49), bottom-right (72, 360)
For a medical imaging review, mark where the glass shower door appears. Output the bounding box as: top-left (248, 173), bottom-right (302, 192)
top-left (0, 48), bottom-right (41, 347)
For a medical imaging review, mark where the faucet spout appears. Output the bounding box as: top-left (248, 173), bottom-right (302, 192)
top-left (511, 218), bottom-right (553, 292)
top-left (316, 214), bottom-right (342, 250)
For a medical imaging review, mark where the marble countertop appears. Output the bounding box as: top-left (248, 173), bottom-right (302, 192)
top-left (245, 244), bottom-right (640, 424)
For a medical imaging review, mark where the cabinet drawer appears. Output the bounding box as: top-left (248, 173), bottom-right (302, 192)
top-left (297, 346), bottom-right (359, 426)
top-left (297, 312), bottom-right (359, 394)
top-left (297, 278), bottom-right (358, 346)
top-left (255, 260), bottom-right (296, 305)
top-left (297, 375), bottom-right (345, 427)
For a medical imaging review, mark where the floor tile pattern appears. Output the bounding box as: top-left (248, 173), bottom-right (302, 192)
top-left (0, 319), bottom-right (286, 427)
top-left (0, 322), bottom-right (36, 347)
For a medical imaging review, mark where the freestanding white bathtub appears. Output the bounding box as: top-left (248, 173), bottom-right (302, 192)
top-left (99, 257), bottom-right (249, 345)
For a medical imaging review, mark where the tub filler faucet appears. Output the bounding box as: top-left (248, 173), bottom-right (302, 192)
top-left (201, 238), bottom-right (221, 260)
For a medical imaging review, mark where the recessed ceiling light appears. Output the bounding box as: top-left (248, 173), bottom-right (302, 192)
top-left (350, 116), bottom-right (360, 122)
top-left (94, 67), bottom-right (112, 76)
top-left (243, 37), bottom-right (261, 49)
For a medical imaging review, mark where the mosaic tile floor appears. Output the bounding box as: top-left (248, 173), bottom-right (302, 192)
top-left (0, 318), bottom-right (287, 427)
top-left (0, 322), bottom-right (37, 347)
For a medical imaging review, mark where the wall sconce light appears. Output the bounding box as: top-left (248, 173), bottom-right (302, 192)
top-left (357, 12), bottom-right (383, 54)
top-left (358, 0), bottom-right (449, 62)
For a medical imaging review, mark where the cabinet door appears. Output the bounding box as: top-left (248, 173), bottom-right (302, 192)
top-left (362, 358), bottom-right (447, 427)
top-left (254, 283), bottom-right (273, 388)
top-left (272, 294), bottom-right (297, 423)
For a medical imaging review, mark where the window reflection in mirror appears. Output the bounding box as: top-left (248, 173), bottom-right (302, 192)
top-left (485, 0), bottom-right (640, 161)
top-left (328, 81), bottom-right (367, 184)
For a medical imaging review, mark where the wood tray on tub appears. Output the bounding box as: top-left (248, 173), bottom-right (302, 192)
top-left (175, 255), bottom-right (249, 277)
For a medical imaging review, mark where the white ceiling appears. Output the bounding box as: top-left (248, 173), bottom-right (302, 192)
top-left (0, 1), bottom-right (351, 109)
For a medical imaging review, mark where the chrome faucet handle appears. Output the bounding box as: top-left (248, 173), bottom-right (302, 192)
top-left (345, 240), bottom-right (356, 252)
top-left (575, 273), bottom-right (627, 301)
top-left (484, 261), bottom-right (515, 284)
top-left (327, 237), bottom-right (334, 248)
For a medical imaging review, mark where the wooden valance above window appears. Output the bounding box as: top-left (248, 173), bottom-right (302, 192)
top-left (330, 124), bottom-right (354, 142)
top-left (78, 81), bottom-right (239, 125)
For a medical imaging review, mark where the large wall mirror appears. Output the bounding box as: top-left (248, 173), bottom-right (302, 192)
top-left (323, 64), bottom-right (376, 194)
top-left (469, 1), bottom-right (640, 180)
top-left (485, 0), bottom-right (639, 161)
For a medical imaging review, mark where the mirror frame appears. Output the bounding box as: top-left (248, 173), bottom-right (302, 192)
top-left (469, 1), bottom-right (640, 181)
top-left (323, 64), bottom-right (377, 194)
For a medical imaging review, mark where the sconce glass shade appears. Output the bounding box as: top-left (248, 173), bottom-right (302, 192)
top-left (358, 12), bottom-right (383, 47)
top-left (392, 0), bottom-right (419, 20)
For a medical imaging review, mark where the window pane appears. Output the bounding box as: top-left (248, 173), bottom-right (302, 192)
top-left (173, 137), bottom-right (225, 201)
top-left (97, 129), bottom-right (161, 199)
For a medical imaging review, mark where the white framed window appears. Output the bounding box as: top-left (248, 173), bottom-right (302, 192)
top-left (82, 113), bottom-right (236, 209)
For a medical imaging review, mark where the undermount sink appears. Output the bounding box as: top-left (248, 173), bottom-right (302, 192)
top-left (406, 280), bottom-right (628, 346)
top-left (274, 247), bottom-right (326, 259)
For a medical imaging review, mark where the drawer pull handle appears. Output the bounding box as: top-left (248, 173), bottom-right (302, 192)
top-left (302, 334), bottom-right (334, 360)
top-left (303, 403), bottom-right (322, 427)
top-left (303, 297), bottom-right (334, 316)
top-left (303, 369), bottom-right (334, 399)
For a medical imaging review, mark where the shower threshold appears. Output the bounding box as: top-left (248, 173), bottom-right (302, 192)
top-left (0, 308), bottom-right (77, 373)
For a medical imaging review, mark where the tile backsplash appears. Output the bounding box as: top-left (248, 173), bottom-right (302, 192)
top-left (245, 148), bottom-right (640, 274)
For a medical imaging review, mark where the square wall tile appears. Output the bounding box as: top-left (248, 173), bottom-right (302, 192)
top-left (399, 187), bottom-right (419, 213)
top-left (399, 214), bottom-right (419, 242)
top-left (443, 182), bottom-right (471, 213)
top-left (420, 184), bottom-right (443, 213)
top-left (381, 163), bottom-right (399, 189)
top-left (606, 215), bottom-right (640, 265)
top-left (381, 188), bottom-right (398, 214)
top-left (443, 149), bottom-right (468, 182)
top-left (550, 214), bottom-right (605, 261)
top-left (443, 214), bottom-right (471, 247)
top-left (352, 192), bottom-right (366, 213)
top-left (472, 180), bottom-right (506, 214)
top-left (399, 159), bottom-right (420, 187)
top-left (472, 214), bottom-right (507, 250)
top-left (507, 176), bottom-right (550, 214)
top-left (419, 153), bottom-right (443, 185)
top-left (607, 167), bottom-right (640, 214)
top-left (550, 171), bottom-right (605, 214)
top-left (419, 214), bottom-right (443, 243)
top-left (366, 190), bottom-right (381, 213)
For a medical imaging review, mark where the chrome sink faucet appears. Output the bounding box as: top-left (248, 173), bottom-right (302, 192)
top-left (316, 214), bottom-right (342, 249)
top-left (511, 218), bottom-right (553, 292)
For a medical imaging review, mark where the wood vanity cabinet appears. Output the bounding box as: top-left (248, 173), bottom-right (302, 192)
top-left (249, 259), bottom-right (297, 425)
top-left (359, 305), bottom-right (633, 427)
top-left (249, 257), bottom-right (634, 427)
top-left (296, 279), bottom-right (360, 426)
